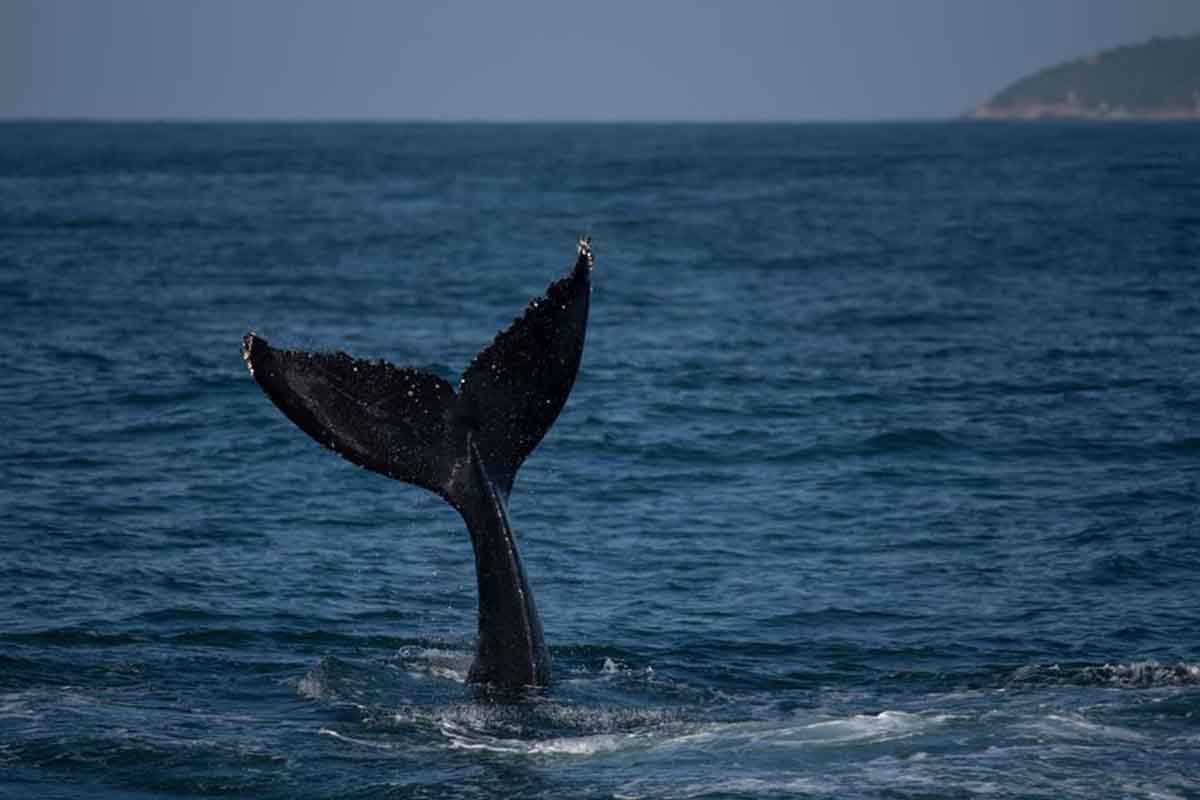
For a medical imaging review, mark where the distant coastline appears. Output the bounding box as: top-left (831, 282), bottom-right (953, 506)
top-left (967, 104), bottom-right (1200, 121)
top-left (967, 33), bottom-right (1200, 121)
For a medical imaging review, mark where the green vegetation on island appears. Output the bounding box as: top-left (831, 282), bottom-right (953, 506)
top-left (968, 33), bottom-right (1200, 120)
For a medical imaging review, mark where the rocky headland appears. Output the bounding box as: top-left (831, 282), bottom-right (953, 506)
top-left (967, 33), bottom-right (1200, 120)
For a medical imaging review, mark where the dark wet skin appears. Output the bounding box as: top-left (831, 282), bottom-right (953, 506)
top-left (242, 239), bottom-right (593, 689)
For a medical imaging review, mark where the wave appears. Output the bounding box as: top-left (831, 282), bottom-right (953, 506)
top-left (1026, 712), bottom-right (1150, 744)
top-left (0, 628), bottom-right (141, 647)
top-left (1073, 545), bottom-right (1194, 585)
top-left (4, 211), bottom-right (141, 231)
top-left (297, 648), bottom-right (474, 704)
top-left (1161, 435), bottom-right (1200, 453)
top-left (166, 628), bottom-right (415, 650)
top-left (0, 692), bottom-right (44, 721)
top-left (861, 428), bottom-right (960, 453)
top-left (128, 607), bottom-right (236, 624)
top-left (303, 653), bottom-right (692, 758)
top-left (317, 727), bottom-right (397, 750)
top-left (1007, 661), bottom-right (1200, 688)
top-left (810, 307), bottom-right (991, 331)
top-left (439, 720), bottom-right (653, 756)
top-left (744, 428), bottom-right (963, 464)
top-left (765, 607), bottom-right (917, 626)
top-left (617, 775), bottom-right (835, 799)
top-left (436, 708), bottom-right (952, 758)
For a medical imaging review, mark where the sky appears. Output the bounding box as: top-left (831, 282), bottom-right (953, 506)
top-left (3, 0), bottom-right (1199, 121)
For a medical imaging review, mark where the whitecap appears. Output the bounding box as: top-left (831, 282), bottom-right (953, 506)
top-left (1028, 713), bottom-right (1150, 743)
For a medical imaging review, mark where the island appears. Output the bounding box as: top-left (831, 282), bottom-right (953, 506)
top-left (967, 32), bottom-right (1200, 120)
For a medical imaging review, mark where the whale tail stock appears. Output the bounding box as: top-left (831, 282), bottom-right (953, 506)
top-left (240, 237), bottom-right (594, 688)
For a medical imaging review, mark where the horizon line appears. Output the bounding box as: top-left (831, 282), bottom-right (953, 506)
top-left (0, 114), bottom-right (965, 125)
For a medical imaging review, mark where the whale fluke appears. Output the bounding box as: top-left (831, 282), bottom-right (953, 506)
top-left (240, 338), bottom-right (459, 497)
top-left (242, 237), bottom-right (594, 688)
top-left (454, 238), bottom-right (592, 499)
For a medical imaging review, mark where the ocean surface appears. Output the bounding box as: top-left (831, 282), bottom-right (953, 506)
top-left (1, 122), bottom-right (1198, 799)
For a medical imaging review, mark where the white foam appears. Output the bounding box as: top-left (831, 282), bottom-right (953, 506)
top-left (296, 674), bottom-right (325, 700)
top-left (1030, 713), bottom-right (1149, 743)
top-left (1087, 661), bottom-right (1200, 686)
top-left (560, 656), bottom-right (657, 689)
top-left (429, 708), bottom-right (955, 762)
top-left (663, 710), bottom-right (952, 751)
top-left (396, 646), bottom-right (471, 683)
top-left (1010, 661), bottom-right (1200, 688)
top-left (441, 721), bottom-right (642, 756)
top-left (403, 666), bottom-right (467, 682)
top-left (801, 710), bottom-right (950, 744)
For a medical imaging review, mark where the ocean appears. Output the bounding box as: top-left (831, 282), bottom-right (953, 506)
top-left (1, 122), bottom-right (1198, 799)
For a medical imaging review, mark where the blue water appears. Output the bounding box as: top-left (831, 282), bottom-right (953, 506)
top-left (2, 122), bottom-right (1199, 799)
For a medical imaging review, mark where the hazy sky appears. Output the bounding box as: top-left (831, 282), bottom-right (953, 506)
top-left (3, 0), bottom-right (1199, 121)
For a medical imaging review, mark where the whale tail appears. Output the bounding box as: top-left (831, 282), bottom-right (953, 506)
top-left (243, 237), bottom-right (593, 688)
top-left (240, 237), bottom-right (593, 510)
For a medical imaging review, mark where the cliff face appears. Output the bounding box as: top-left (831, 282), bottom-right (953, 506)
top-left (968, 33), bottom-right (1200, 120)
